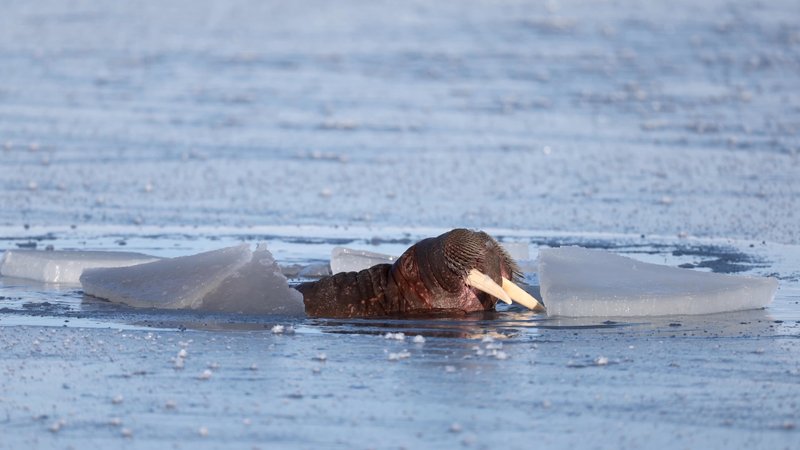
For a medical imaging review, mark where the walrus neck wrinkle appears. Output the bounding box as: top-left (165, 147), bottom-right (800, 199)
top-left (388, 246), bottom-right (432, 314)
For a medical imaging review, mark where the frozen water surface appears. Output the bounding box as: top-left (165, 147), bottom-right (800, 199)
top-left (0, 249), bottom-right (159, 284)
top-left (539, 247), bottom-right (778, 317)
top-left (1, 0), bottom-right (799, 244)
top-left (1, 0), bottom-right (799, 448)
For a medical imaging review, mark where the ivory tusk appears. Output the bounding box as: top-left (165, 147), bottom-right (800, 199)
top-left (502, 277), bottom-right (544, 311)
top-left (466, 269), bottom-right (512, 304)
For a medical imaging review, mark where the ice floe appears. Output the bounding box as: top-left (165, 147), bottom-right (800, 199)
top-left (80, 244), bottom-right (304, 315)
top-left (0, 249), bottom-right (160, 283)
top-left (538, 247), bottom-right (778, 317)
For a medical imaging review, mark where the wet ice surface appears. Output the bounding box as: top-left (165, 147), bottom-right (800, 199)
top-left (539, 247), bottom-right (778, 317)
top-left (1, 0), bottom-right (800, 448)
top-left (1, 227), bottom-right (799, 449)
top-left (2, 312), bottom-right (798, 450)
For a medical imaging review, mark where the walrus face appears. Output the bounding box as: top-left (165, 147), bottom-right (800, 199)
top-left (390, 229), bottom-right (525, 312)
top-left (298, 229), bottom-right (542, 318)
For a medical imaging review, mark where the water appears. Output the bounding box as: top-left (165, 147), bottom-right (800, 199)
top-left (1, 0), bottom-right (800, 448)
top-left (1, 228), bottom-right (799, 449)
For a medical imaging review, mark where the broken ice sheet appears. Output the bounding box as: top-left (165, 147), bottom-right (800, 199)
top-left (0, 249), bottom-right (160, 284)
top-left (80, 244), bottom-right (304, 315)
top-left (538, 247), bottom-right (778, 317)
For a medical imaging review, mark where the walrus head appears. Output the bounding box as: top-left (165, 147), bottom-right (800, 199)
top-left (297, 229), bottom-right (542, 318)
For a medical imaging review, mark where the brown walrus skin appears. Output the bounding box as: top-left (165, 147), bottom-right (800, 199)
top-left (296, 229), bottom-right (523, 318)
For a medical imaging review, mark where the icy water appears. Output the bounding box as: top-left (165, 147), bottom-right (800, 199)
top-left (2, 227), bottom-right (799, 449)
top-left (2, 0), bottom-right (800, 448)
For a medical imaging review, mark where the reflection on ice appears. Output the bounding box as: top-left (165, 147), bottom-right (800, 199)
top-left (539, 247), bottom-right (778, 317)
top-left (80, 244), bottom-right (304, 315)
top-left (0, 249), bottom-right (160, 284)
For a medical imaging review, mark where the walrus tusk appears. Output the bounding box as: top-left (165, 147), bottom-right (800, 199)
top-left (502, 277), bottom-right (544, 311)
top-left (466, 269), bottom-right (512, 304)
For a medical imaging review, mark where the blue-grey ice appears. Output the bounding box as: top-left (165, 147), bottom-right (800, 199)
top-left (0, 249), bottom-right (160, 284)
top-left (539, 247), bottom-right (778, 317)
top-left (80, 244), bottom-right (304, 315)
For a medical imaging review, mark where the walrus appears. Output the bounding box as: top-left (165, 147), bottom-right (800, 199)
top-left (297, 229), bottom-right (543, 318)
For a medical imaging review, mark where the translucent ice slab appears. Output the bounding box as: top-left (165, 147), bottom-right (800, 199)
top-left (539, 247), bottom-right (778, 317)
top-left (81, 244), bottom-right (304, 315)
top-left (0, 249), bottom-right (160, 284)
top-left (330, 242), bottom-right (529, 274)
top-left (330, 247), bottom-right (397, 274)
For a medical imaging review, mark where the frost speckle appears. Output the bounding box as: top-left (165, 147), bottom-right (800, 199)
top-left (48, 420), bottom-right (65, 433)
top-left (388, 350), bottom-right (411, 361)
top-left (494, 351), bottom-right (509, 360)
